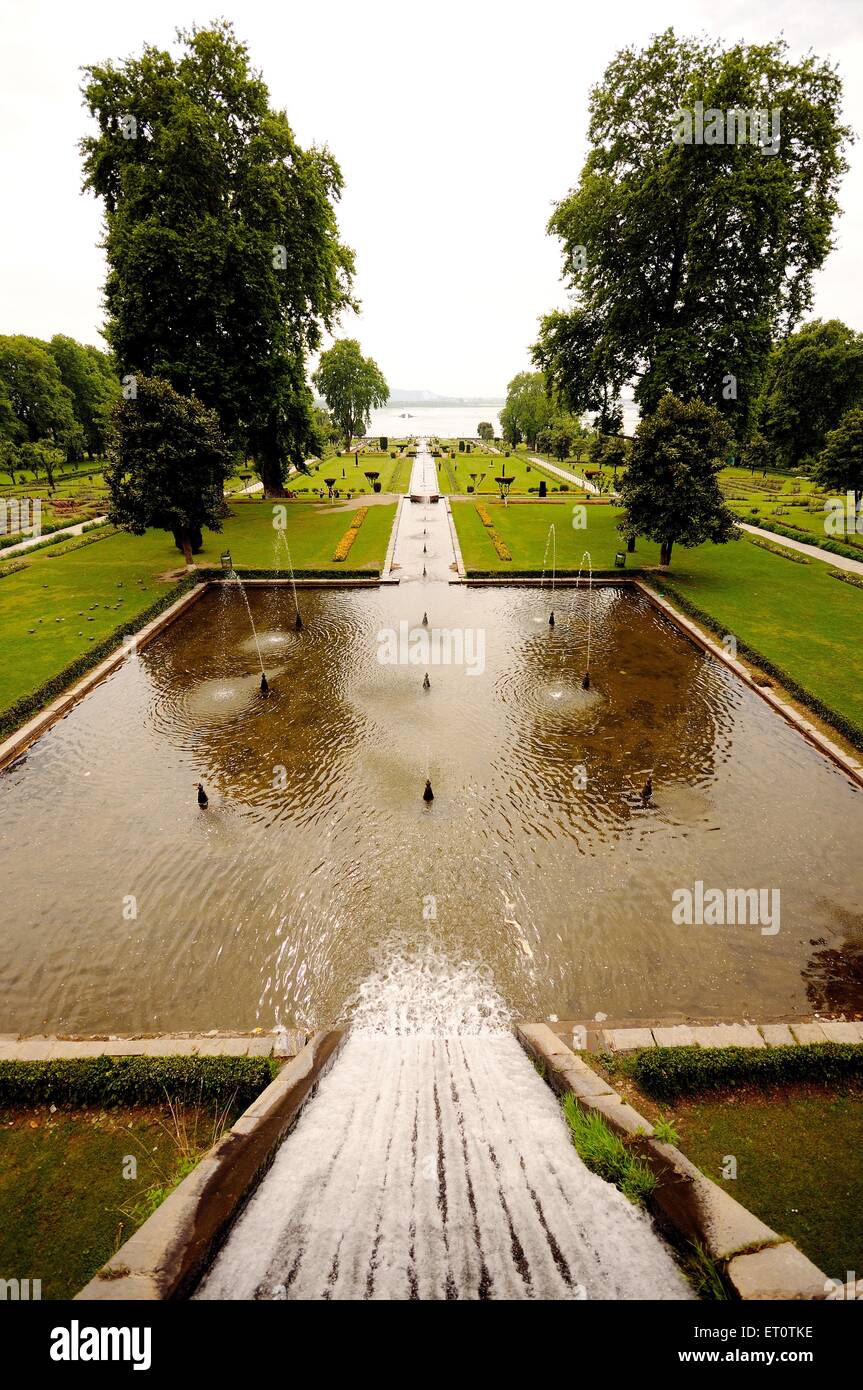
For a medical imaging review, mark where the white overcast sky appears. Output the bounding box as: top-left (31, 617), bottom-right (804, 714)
top-left (1, 0), bottom-right (861, 396)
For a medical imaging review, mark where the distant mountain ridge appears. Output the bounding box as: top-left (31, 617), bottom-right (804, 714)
top-left (386, 389), bottom-right (504, 406)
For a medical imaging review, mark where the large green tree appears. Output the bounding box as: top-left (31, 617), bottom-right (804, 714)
top-left (48, 336), bottom-right (121, 458)
top-left (499, 371), bottom-right (554, 449)
top-left (81, 21), bottom-right (355, 495)
top-left (0, 336), bottom-right (78, 457)
top-left (312, 339), bottom-right (388, 450)
top-left (815, 408), bottom-right (863, 516)
top-left (106, 375), bottom-right (233, 565)
top-left (755, 320), bottom-right (863, 470)
top-left (618, 394), bottom-right (736, 567)
top-left (533, 30), bottom-right (851, 436)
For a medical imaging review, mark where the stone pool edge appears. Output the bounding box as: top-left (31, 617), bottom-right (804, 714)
top-left (75, 1029), bottom-right (345, 1301)
top-left (517, 1023), bottom-right (835, 1301)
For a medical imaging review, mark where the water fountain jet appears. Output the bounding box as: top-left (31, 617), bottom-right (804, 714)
top-left (229, 570), bottom-right (267, 687)
top-left (540, 524), bottom-right (556, 627)
top-left (273, 528), bottom-right (303, 631)
top-left (577, 550), bottom-right (594, 689)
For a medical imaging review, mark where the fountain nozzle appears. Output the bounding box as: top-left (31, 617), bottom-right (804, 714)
top-left (197, 782), bottom-right (209, 808)
top-left (581, 671), bottom-right (590, 690)
top-left (422, 612), bottom-right (428, 626)
top-left (295, 612), bottom-right (303, 630)
top-left (423, 672), bottom-right (431, 690)
top-left (260, 673), bottom-right (270, 696)
top-left (423, 778), bottom-right (434, 803)
top-left (549, 611), bottom-right (555, 627)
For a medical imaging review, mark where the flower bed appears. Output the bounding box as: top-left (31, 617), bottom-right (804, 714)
top-left (332, 506), bottom-right (370, 561)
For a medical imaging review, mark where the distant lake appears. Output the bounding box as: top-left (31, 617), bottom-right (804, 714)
top-left (368, 396), bottom-right (641, 441)
top-left (368, 403), bottom-right (502, 439)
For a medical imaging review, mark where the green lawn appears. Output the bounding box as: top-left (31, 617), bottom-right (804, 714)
top-left (677, 1090), bottom-right (863, 1281)
top-left (293, 450), bottom-right (410, 496)
top-left (0, 1103), bottom-right (230, 1299)
top-left (435, 449), bottom-right (589, 498)
top-left (451, 499), bottom-right (863, 735)
top-left (0, 500), bottom-right (396, 718)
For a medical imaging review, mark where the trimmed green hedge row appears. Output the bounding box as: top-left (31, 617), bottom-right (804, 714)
top-left (749, 517), bottom-right (863, 562)
top-left (0, 515), bottom-right (105, 553)
top-left (465, 567), bottom-right (627, 579)
top-left (0, 1054), bottom-right (278, 1109)
top-left (648, 577), bottom-right (863, 752)
top-left (199, 567), bottom-right (380, 580)
top-left (0, 575), bottom-right (199, 742)
top-left (625, 1043), bottom-right (863, 1102)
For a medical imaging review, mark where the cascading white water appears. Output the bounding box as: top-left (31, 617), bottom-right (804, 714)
top-left (195, 954), bottom-right (693, 1301)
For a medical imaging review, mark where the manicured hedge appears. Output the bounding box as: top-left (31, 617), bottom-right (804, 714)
top-left (626, 1043), bottom-right (863, 1102)
top-left (199, 567), bottom-right (378, 580)
top-left (648, 577), bottom-right (863, 752)
top-left (0, 575), bottom-right (199, 742)
top-left (749, 517), bottom-right (863, 563)
top-left (0, 1054), bottom-right (278, 1109)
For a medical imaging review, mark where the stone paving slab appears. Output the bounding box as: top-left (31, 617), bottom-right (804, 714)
top-left (651, 1025), bottom-right (697, 1047)
top-left (549, 1017), bottom-right (863, 1051)
top-left (759, 1023), bottom-right (796, 1047)
top-left (599, 1027), bottom-right (655, 1051)
top-left (819, 1020), bottom-right (863, 1043)
top-left (690, 1024), bottom-right (765, 1048)
top-left (0, 1033), bottom-right (305, 1061)
top-left (726, 1242), bottom-right (828, 1301)
top-left (790, 1022), bottom-right (830, 1045)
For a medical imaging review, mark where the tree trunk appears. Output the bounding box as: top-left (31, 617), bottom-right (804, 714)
top-left (259, 456), bottom-right (286, 498)
top-left (627, 534), bottom-right (636, 553)
top-left (179, 527), bottom-right (194, 567)
top-left (660, 539), bottom-right (673, 568)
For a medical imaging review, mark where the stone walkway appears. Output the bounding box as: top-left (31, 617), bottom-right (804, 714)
top-left (560, 1017), bottom-right (863, 1052)
top-left (0, 1030), bottom-right (306, 1060)
top-left (389, 440), bottom-right (457, 582)
top-left (738, 521), bottom-right (863, 575)
top-left (1, 515), bottom-right (108, 557)
top-left (528, 455), bottom-right (603, 494)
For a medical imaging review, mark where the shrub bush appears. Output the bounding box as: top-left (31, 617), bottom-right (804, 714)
top-left (0, 1054), bottom-right (278, 1109)
top-left (626, 1043), bottom-right (863, 1103)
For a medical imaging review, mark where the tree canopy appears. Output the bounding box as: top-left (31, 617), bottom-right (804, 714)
top-left (755, 320), bottom-right (863, 469)
top-left (533, 29), bottom-right (851, 437)
top-left (105, 375), bottom-right (233, 565)
top-left (312, 339), bottom-right (388, 450)
top-left (499, 372), bottom-right (554, 449)
top-left (81, 21), bottom-right (355, 494)
top-left (618, 394), bottom-right (736, 567)
top-left (816, 408), bottom-right (863, 513)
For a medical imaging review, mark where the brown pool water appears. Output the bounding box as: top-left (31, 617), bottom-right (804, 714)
top-left (1, 583), bottom-right (861, 1034)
